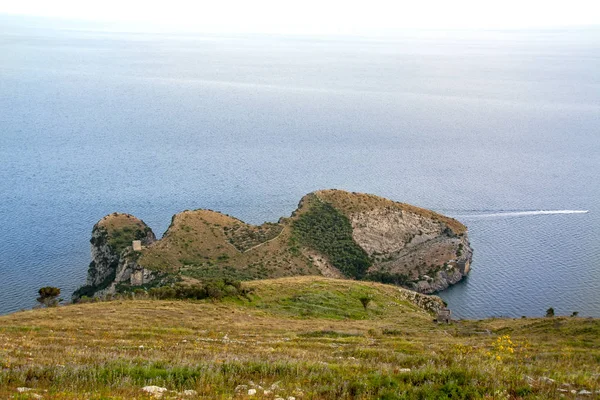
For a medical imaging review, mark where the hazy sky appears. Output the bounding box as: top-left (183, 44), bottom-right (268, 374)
top-left (2, 0), bottom-right (600, 34)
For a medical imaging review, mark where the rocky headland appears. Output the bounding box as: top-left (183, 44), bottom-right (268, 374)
top-left (74, 190), bottom-right (472, 299)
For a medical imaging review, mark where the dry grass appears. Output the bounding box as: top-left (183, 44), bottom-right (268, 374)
top-left (1, 277), bottom-right (598, 399)
top-left (97, 213), bottom-right (148, 233)
top-left (313, 190), bottom-right (467, 235)
top-left (138, 211), bottom-right (317, 279)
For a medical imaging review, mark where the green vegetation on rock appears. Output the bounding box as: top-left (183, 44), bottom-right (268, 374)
top-left (292, 198), bottom-right (372, 279)
top-left (103, 226), bottom-right (152, 255)
top-left (225, 222), bottom-right (283, 252)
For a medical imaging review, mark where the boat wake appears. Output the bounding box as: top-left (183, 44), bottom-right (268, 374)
top-left (452, 210), bottom-right (589, 219)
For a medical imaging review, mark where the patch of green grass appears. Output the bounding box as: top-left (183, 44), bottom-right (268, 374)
top-left (0, 325), bottom-right (41, 333)
top-left (181, 264), bottom-right (262, 281)
top-left (248, 285), bottom-right (386, 320)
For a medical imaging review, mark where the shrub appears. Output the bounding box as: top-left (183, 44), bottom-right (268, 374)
top-left (78, 296), bottom-right (96, 304)
top-left (204, 282), bottom-right (224, 300)
top-left (546, 307), bottom-right (555, 317)
top-left (37, 287), bottom-right (61, 307)
top-left (149, 286), bottom-right (177, 299)
top-left (363, 271), bottom-right (409, 286)
top-left (359, 295), bottom-right (373, 310)
top-left (147, 279), bottom-right (245, 301)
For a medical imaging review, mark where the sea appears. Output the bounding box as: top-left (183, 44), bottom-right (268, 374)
top-left (1, 16), bottom-right (599, 318)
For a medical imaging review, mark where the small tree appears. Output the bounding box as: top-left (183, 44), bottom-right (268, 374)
top-left (37, 287), bottom-right (61, 307)
top-left (359, 295), bottom-right (372, 310)
top-left (571, 311), bottom-right (579, 317)
top-left (545, 307), bottom-right (555, 318)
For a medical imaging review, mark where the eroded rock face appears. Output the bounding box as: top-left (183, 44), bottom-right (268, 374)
top-left (87, 227), bottom-right (119, 288)
top-left (396, 287), bottom-right (447, 314)
top-left (364, 229), bottom-right (472, 294)
top-left (310, 190), bottom-right (473, 294)
top-left (351, 207), bottom-right (444, 256)
top-left (73, 213), bottom-right (156, 299)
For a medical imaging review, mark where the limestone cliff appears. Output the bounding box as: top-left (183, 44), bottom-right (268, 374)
top-left (73, 213), bottom-right (156, 299)
top-left (350, 201), bottom-right (472, 293)
top-left (74, 190), bottom-right (472, 298)
top-left (295, 190), bottom-right (473, 294)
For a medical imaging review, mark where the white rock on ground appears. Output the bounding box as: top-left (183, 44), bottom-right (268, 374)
top-left (142, 386), bottom-right (168, 396)
top-left (182, 389), bottom-right (198, 396)
top-left (17, 388), bottom-right (33, 393)
top-left (248, 388), bottom-right (257, 395)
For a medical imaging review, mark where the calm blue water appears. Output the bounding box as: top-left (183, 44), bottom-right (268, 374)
top-left (1, 16), bottom-right (599, 317)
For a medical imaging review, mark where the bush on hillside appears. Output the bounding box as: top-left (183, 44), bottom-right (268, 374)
top-left (363, 271), bottom-right (410, 286)
top-left (147, 279), bottom-right (251, 301)
top-left (359, 294), bottom-right (373, 310)
top-left (37, 286), bottom-right (61, 307)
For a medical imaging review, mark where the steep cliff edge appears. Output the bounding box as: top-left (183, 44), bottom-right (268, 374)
top-left (74, 190), bottom-right (472, 299)
top-left (73, 213), bottom-right (156, 299)
top-left (293, 190), bottom-right (472, 294)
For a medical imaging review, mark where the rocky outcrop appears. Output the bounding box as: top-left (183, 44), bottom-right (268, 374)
top-left (73, 213), bottom-right (156, 299)
top-left (305, 190), bottom-right (473, 294)
top-left (396, 287), bottom-right (447, 314)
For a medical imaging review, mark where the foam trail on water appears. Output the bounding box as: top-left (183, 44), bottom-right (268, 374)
top-left (452, 210), bottom-right (589, 219)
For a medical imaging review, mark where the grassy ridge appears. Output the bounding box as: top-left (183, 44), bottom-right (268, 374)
top-left (2, 277), bottom-right (599, 399)
top-left (136, 210), bottom-right (318, 281)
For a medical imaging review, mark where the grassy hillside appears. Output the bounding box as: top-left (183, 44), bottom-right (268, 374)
top-left (2, 277), bottom-right (599, 399)
top-left (137, 210), bottom-right (318, 281)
